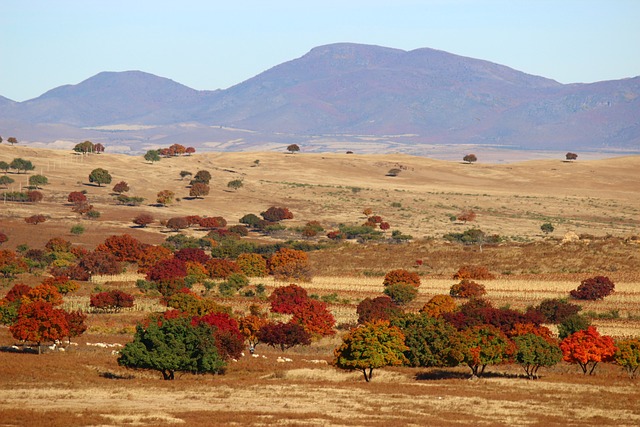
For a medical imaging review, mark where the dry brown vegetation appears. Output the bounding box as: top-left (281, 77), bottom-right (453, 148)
top-left (1, 145), bottom-right (640, 426)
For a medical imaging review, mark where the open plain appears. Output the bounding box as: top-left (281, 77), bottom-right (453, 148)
top-left (1, 145), bottom-right (639, 426)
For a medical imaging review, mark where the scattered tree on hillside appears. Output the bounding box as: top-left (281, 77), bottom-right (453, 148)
top-left (540, 222), bottom-right (555, 235)
top-left (28, 174), bottom-right (48, 189)
top-left (10, 301), bottom-right (69, 354)
top-left (333, 320), bottom-right (408, 382)
top-left (156, 190), bottom-right (175, 206)
top-left (189, 183), bottom-right (210, 199)
top-left (67, 191), bottom-right (87, 205)
top-left (144, 150), bottom-right (161, 163)
top-left (90, 290), bottom-right (134, 312)
top-left (457, 209), bottom-right (476, 224)
top-left (118, 317), bottom-right (226, 380)
top-left (566, 152), bottom-right (578, 161)
top-left (449, 279), bottom-right (486, 298)
top-left (267, 248), bottom-right (311, 282)
top-left (27, 191), bottom-right (43, 203)
top-left (133, 213), bottom-right (155, 228)
top-left (384, 283), bottom-right (418, 305)
top-left (88, 168), bottom-right (112, 187)
top-left (286, 144), bottom-right (300, 154)
top-left (191, 170), bottom-right (212, 185)
top-left (10, 158), bottom-right (35, 174)
top-left (356, 296), bottom-right (402, 324)
top-left (185, 147), bottom-right (196, 156)
top-left (420, 295), bottom-right (457, 318)
top-left (73, 141), bottom-right (95, 155)
top-left (383, 269), bottom-right (420, 288)
top-left (570, 276), bottom-right (615, 300)
top-left (0, 161), bottom-right (10, 174)
top-left (96, 234), bottom-right (145, 263)
top-left (7, 137), bottom-right (18, 146)
top-left (64, 310), bottom-right (88, 344)
top-left (560, 326), bottom-right (616, 375)
top-left (179, 171), bottom-right (192, 180)
top-left (94, 143), bottom-right (105, 154)
top-left (463, 154), bottom-right (477, 164)
top-left (261, 206), bottom-right (293, 222)
top-left (166, 217), bottom-right (189, 232)
top-left (112, 181), bottom-right (129, 194)
top-left (25, 214), bottom-right (47, 225)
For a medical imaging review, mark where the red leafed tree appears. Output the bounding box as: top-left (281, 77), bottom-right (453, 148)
top-left (90, 290), bottom-right (134, 312)
top-left (257, 321), bottom-right (311, 351)
top-left (25, 214), bottom-right (47, 225)
top-left (570, 276), bottom-right (615, 301)
top-left (133, 213), bottom-right (154, 228)
top-left (112, 181), bottom-right (130, 194)
top-left (78, 250), bottom-right (123, 276)
top-left (560, 326), bottom-right (617, 375)
top-left (166, 217), bottom-right (189, 231)
top-left (191, 312), bottom-right (245, 359)
top-left (383, 269), bottom-right (421, 288)
top-left (27, 191), bottom-right (43, 203)
top-left (269, 284), bottom-right (309, 313)
top-left (136, 245), bottom-right (173, 273)
top-left (189, 183), bottom-right (210, 199)
top-left (10, 301), bottom-right (69, 353)
top-left (260, 206), bottom-right (294, 222)
top-left (4, 283), bottom-right (31, 302)
top-left (174, 247), bottom-right (211, 264)
top-left (64, 310), bottom-right (88, 344)
top-left (185, 147), bottom-right (195, 156)
top-left (357, 296), bottom-right (402, 324)
top-left (24, 283), bottom-right (64, 306)
top-left (379, 222), bottom-right (390, 231)
top-left (291, 299), bottom-right (336, 338)
top-left (146, 258), bottom-right (188, 282)
top-left (198, 216), bottom-right (227, 229)
top-left (268, 248), bottom-right (311, 282)
top-left (67, 191), bottom-right (87, 205)
top-left (205, 258), bottom-right (241, 279)
top-left (96, 234), bottom-right (144, 263)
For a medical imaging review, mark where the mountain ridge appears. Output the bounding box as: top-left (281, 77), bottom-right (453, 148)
top-left (1, 43), bottom-right (638, 154)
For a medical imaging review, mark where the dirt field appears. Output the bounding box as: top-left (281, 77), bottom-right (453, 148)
top-left (1, 145), bottom-right (640, 426)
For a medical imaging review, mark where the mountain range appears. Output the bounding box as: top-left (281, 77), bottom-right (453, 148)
top-left (1, 43), bottom-right (638, 155)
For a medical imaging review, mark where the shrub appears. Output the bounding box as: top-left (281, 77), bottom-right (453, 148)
top-left (449, 279), bottom-right (486, 298)
top-left (383, 282), bottom-right (418, 305)
top-left (257, 322), bottom-right (311, 351)
top-left (453, 265), bottom-right (495, 280)
top-left (236, 253), bottom-right (267, 277)
top-left (420, 295), bottom-right (457, 318)
top-left (570, 276), bottom-right (615, 300)
top-left (166, 217), bottom-right (189, 231)
top-left (383, 269), bottom-right (420, 288)
top-left (260, 206), bottom-right (293, 222)
top-left (558, 314), bottom-right (591, 340)
top-left (356, 296), bottom-right (402, 324)
top-left (268, 248), bottom-right (311, 282)
top-left (90, 290), bottom-right (134, 312)
top-left (206, 258), bottom-right (241, 279)
top-left (533, 298), bottom-right (581, 324)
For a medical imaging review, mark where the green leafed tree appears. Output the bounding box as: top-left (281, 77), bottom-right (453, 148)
top-left (88, 168), bottom-right (112, 187)
top-left (458, 325), bottom-right (514, 378)
top-left (118, 317), bottom-right (226, 380)
top-left (144, 150), bottom-right (161, 163)
top-left (28, 174), bottom-right (48, 189)
top-left (10, 158), bottom-right (35, 174)
top-left (227, 179), bottom-right (244, 191)
top-left (513, 333), bottom-right (562, 379)
top-left (0, 175), bottom-right (14, 188)
top-left (332, 320), bottom-right (408, 382)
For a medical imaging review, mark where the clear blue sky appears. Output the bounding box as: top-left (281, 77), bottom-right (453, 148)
top-left (2, 0), bottom-right (639, 101)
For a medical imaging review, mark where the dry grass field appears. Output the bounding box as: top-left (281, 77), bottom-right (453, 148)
top-left (1, 145), bottom-right (640, 426)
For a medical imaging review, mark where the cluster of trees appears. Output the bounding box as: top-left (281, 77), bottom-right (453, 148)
top-left (144, 144), bottom-right (195, 163)
top-left (334, 279), bottom-right (628, 382)
top-left (326, 208), bottom-right (411, 243)
top-left (0, 157), bottom-right (35, 174)
top-left (73, 141), bottom-right (104, 155)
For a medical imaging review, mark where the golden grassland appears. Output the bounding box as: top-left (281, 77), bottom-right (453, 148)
top-left (1, 146), bottom-right (640, 425)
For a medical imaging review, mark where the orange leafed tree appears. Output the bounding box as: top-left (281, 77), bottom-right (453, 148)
top-left (420, 294), bottom-right (456, 318)
top-left (383, 269), bottom-right (420, 288)
top-left (239, 314), bottom-right (270, 348)
top-left (96, 234), bottom-right (144, 263)
top-left (560, 326), bottom-right (617, 375)
top-left (23, 283), bottom-right (64, 306)
top-left (268, 248), bottom-right (311, 282)
top-left (10, 301), bottom-right (69, 353)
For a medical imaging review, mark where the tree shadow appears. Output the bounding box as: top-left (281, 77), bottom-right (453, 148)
top-left (414, 369), bottom-right (469, 381)
top-left (0, 345), bottom-right (38, 354)
top-left (98, 371), bottom-right (135, 380)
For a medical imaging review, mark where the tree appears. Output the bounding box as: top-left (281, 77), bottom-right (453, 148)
top-left (453, 265), bottom-right (495, 280)
top-left (383, 282), bottom-right (418, 305)
top-left (393, 313), bottom-right (463, 368)
top-left (386, 168), bottom-right (401, 177)
top-left (27, 191), bottom-right (43, 203)
top-left (27, 174), bottom-right (48, 189)
top-left (333, 320), bottom-right (408, 382)
top-left (7, 137), bottom-right (18, 146)
top-left (191, 170), bottom-right (212, 185)
top-left (560, 326), bottom-right (616, 375)
top-left (286, 144), bottom-right (300, 154)
top-left (146, 258), bottom-right (188, 282)
top-left (615, 338), bottom-right (640, 379)
top-left (191, 312), bottom-right (245, 360)
top-left (239, 213), bottom-right (262, 227)
top-left (458, 325), bottom-right (514, 377)
top-left (383, 269), bottom-right (420, 288)
top-left (258, 322), bottom-right (311, 351)
top-left (558, 314), bottom-right (591, 340)
top-left (73, 141), bottom-right (95, 155)
top-left (96, 234), bottom-right (144, 263)
top-left (449, 279), bottom-right (486, 298)
top-left (185, 147), bottom-right (195, 156)
top-left (156, 190), bottom-right (175, 206)
top-left (236, 253), bottom-right (267, 277)
top-left (420, 295), bottom-right (457, 318)
top-left (25, 214), bottom-right (47, 225)
top-left (198, 216), bottom-right (227, 229)
top-left (566, 152), bottom-right (578, 161)
top-left (267, 248), bottom-right (311, 282)
top-left (179, 170), bottom-right (192, 180)
top-left (540, 223), bottom-right (555, 235)
top-left (0, 175), bottom-right (14, 188)
top-left (261, 206), bottom-right (294, 222)
top-left (10, 158), bottom-right (35, 174)
top-left (166, 217), bottom-right (189, 232)
top-left (463, 154), bottom-right (477, 164)
top-left (513, 333), bottom-right (562, 379)
top-left (64, 310), bottom-right (88, 344)
top-left (0, 161), bottom-right (10, 174)
top-left (533, 298), bottom-right (581, 324)
top-left (90, 290), bottom-right (134, 312)
top-left (10, 301), bottom-right (69, 354)
top-left (41, 276), bottom-right (80, 296)
top-left (88, 168), bottom-right (112, 187)
top-left (189, 183), bottom-right (210, 199)
top-left (112, 181), bottom-right (129, 194)
top-left (94, 143), bottom-right (105, 154)
top-left (144, 150), bottom-right (161, 163)
top-left (239, 314), bottom-right (270, 349)
top-left (356, 296), bottom-right (401, 324)
top-left (570, 276), bottom-right (615, 300)
top-left (118, 317), bottom-right (226, 380)
top-left (227, 179), bottom-right (243, 191)
top-left (67, 191), bottom-right (87, 205)
top-left (205, 259), bottom-right (241, 280)
top-left (133, 213), bottom-right (154, 228)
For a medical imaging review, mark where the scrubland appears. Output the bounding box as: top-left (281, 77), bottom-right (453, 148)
top-left (1, 145), bottom-right (640, 426)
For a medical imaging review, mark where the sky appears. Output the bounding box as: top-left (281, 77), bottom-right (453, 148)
top-left (2, 0), bottom-right (639, 102)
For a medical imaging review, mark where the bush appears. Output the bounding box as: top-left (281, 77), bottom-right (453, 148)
top-left (449, 279), bottom-right (486, 298)
top-left (420, 295), bottom-right (457, 318)
top-left (570, 276), bottom-right (615, 300)
top-left (383, 283), bottom-right (418, 305)
top-left (356, 296), bottom-right (402, 324)
top-left (558, 314), bottom-right (591, 340)
top-left (260, 206), bottom-right (293, 222)
top-left (533, 298), bottom-right (581, 324)
top-left (90, 290), bottom-right (134, 312)
top-left (383, 269), bottom-right (420, 288)
top-left (453, 265), bottom-right (495, 280)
